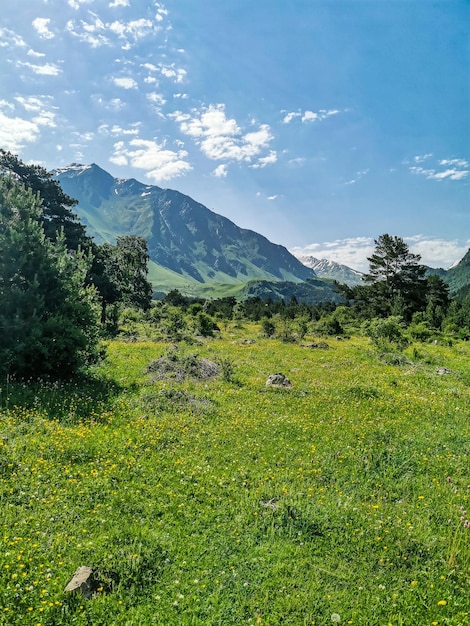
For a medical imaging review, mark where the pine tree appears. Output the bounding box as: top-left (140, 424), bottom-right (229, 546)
top-left (0, 177), bottom-right (100, 378)
top-left (363, 234), bottom-right (427, 320)
top-left (0, 150), bottom-right (88, 250)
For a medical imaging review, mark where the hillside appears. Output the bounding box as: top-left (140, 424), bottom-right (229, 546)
top-left (445, 248), bottom-right (470, 294)
top-left (55, 164), bottom-right (316, 292)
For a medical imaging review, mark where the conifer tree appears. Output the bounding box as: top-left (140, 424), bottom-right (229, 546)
top-left (0, 177), bottom-right (100, 378)
top-left (363, 234), bottom-right (427, 320)
top-left (0, 150), bottom-right (88, 250)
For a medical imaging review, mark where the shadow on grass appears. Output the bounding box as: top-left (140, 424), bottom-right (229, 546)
top-left (0, 372), bottom-right (136, 423)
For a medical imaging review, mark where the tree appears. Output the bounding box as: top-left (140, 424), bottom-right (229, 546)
top-left (425, 274), bottom-right (450, 328)
top-left (88, 236), bottom-right (153, 324)
top-left (0, 177), bottom-right (101, 378)
top-left (0, 150), bottom-right (88, 250)
top-left (362, 234), bottom-right (427, 320)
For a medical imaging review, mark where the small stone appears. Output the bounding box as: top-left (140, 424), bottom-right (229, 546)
top-left (64, 566), bottom-right (96, 599)
top-left (436, 367), bottom-right (452, 375)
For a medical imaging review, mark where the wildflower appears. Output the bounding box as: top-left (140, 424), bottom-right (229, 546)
top-left (437, 600), bottom-right (447, 606)
top-left (331, 614), bottom-right (341, 624)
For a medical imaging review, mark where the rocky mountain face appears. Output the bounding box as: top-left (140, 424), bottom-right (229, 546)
top-left (55, 164), bottom-right (316, 291)
top-left (292, 254), bottom-right (363, 286)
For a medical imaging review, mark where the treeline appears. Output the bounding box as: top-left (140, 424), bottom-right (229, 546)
top-left (1, 150), bottom-right (469, 380)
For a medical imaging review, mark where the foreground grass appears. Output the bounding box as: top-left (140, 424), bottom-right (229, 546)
top-left (0, 327), bottom-right (469, 625)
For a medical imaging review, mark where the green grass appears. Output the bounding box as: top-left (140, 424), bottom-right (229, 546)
top-left (0, 327), bottom-right (469, 625)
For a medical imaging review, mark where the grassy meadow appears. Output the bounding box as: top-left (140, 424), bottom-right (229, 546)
top-left (0, 324), bottom-right (469, 625)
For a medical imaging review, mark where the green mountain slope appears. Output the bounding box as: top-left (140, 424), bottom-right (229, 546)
top-left (55, 164), bottom-right (316, 293)
top-left (445, 248), bottom-right (470, 294)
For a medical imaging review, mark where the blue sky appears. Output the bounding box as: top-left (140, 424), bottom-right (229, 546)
top-left (1, 0), bottom-right (468, 271)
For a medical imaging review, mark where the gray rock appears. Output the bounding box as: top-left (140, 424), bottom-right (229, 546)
top-left (436, 367), bottom-right (452, 375)
top-left (266, 373), bottom-right (292, 388)
top-left (64, 566), bottom-right (96, 598)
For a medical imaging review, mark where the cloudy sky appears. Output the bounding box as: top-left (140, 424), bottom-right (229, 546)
top-left (1, 0), bottom-right (468, 271)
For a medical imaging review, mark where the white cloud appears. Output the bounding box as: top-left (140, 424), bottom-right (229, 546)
top-left (413, 153), bottom-right (433, 163)
top-left (68, 0), bottom-right (93, 9)
top-left (302, 109), bottom-right (339, 123)
top-left (291, 237), bottom-right (379, 273)
top-left (0, 28), bottom-right (27, 48)
top-left (345, 168), bottom-right (369, 185)
top-left (156, 4), bottom-right (168, 21)
top-left (439, 158), bottom-right (469, 168)
top-left (282, 111), bottom-right (301, 124)
top-left (113, 76), bottom-right (137, 89)
top-left (110, 138), bottom-right (192, 183)
top-left (159, 64), bottom-right (186, 83)
top-left (109, 0), bottom-right (129, 6)
top-left (110, 18), bottom-right (154, 39)
top-left (27, 49), bottom-right (46, 58)
top-left (15, 96), bottom-right (47, 112)
top-left (251, 150), bottom-right (277, 169)
top-left (410, 164), bottom-right (468, 181)
top-left (213, 164), bottom-right (228, 178)
top-left (18, 61), bottom-right (62, 76)
top-left (32, 18), bottom-right (54, 40)
top-left (147, 92), bottom-right (166, 106)
top-left (291, 235), bottom-right (470, 272)
top-left (32, 110), bottom-right (56, 127)
top-left (0, 111), bottom-right (40, 151)
top-left (409, 154), bottom-right (469, 181)
top-left (283, 108), bottom-right (341, 124)
top-left (171, 104), bottom-right (274, 164)
top-left (302, 111), bottom-right (319, 122)
top-left (404, 236), bottom-right (470, 268)
top-left (99, 124), bottom-right (140, 136)
top-left (267, 195), bottom-right (278, 201)
top-left (66, 12), bottom-right (164, 49)
top-left (0, 100), bottom-right (14, 111)
top-left (66, 18), bottom-right (109, 47)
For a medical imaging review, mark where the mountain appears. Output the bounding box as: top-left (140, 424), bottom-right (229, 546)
top-left (445, 248), bottom-right (470, 295)
top-left (292, 254), bottom-right (363, 286)
top-left (55, 164), bottom-right (316, 293)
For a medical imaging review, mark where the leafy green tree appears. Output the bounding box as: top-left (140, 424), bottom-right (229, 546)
top-left (0, 177), bottom-right (101, 378)
top-left (0, 150), bottom-right (88, 250)
top-left (362, 234), bottom-right (427, 320)
top-left (88, 236), bottom-right (153, 324)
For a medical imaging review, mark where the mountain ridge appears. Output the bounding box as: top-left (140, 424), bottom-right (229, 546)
top-left (292, 253), bottom-right (363, 286)
top-left (55, 163), bottom-right (325, 294)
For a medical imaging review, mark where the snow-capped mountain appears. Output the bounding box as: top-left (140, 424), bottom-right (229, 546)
top-left (292, 254), bottom-right (363, 286)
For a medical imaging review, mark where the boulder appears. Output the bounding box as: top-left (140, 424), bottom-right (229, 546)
top-left (266, 373), bottom-right (292, 388)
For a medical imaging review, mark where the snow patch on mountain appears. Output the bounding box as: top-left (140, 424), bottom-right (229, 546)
top-left (293, 254), bottom-right (363, 286)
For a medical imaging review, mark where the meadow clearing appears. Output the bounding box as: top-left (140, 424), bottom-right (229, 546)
top-left (0, 324), bottom-right (469, 625)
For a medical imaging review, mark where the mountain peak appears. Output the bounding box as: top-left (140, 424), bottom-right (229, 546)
top-left (56, 164), bottom-right (320, 293)
top-left (292, 253), bottom-right (363, 286)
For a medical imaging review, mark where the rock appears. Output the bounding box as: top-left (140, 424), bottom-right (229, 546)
top-left (64, 566), bottom-right (96, 598)
top-left (436, 367), bottom-right (452, 375)
top-left (301, 342), bottom-right (330, 349)
top-left (266, 373), bottom-right (292, 388)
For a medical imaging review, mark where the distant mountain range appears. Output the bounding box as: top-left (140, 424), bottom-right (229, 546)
top-left (292, 254), bottom-right (363, 286)
top-left (55, 163), bottom-right (469, 300)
